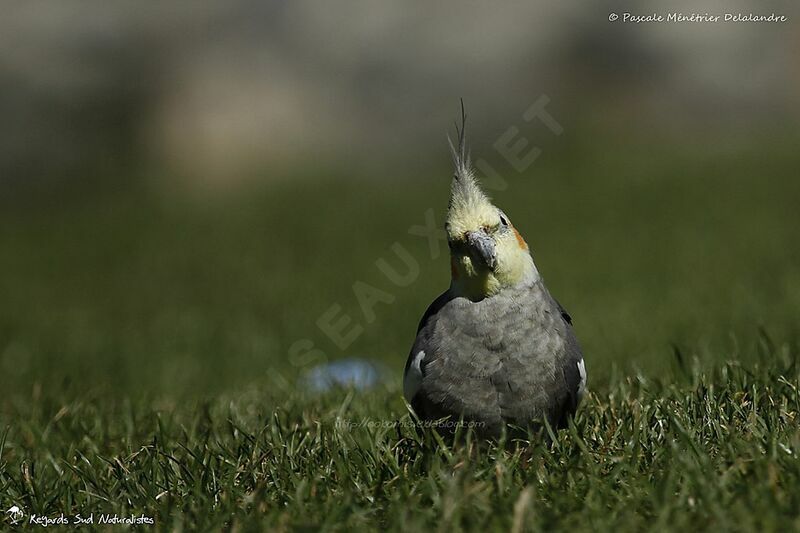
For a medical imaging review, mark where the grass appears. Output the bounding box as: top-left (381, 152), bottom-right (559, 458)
top-left (2, 348), bottom-right (800, 531)
top-left (1, 134), bottom-right (799, 530)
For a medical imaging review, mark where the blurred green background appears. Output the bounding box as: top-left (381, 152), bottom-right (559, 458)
top-left (1, 2), bottom-right (799, 401)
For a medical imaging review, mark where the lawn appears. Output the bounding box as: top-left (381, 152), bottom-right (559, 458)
top-left (1, 135), bottom-right (799, 530)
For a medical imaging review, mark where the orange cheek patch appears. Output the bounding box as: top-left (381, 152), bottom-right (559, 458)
top-left (512, 227), bottom-right (528, 249)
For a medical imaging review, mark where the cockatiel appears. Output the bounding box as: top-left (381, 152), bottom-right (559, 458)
top-left (403, 108), bottom-right (586, 438)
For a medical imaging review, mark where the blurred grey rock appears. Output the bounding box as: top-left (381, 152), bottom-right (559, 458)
top-left (302, 358), bottom-right (390, 392)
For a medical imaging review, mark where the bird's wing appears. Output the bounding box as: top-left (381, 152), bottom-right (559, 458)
top-left (537, 284), bottom-right (586, 424)
top-left (403, 291), bottom-right (450, 404)
top-left (552, 295), bottom-right (585, 404)
top-left (554, 297), bottom-right (573, 325)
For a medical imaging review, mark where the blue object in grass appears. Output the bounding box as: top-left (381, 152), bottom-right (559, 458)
top-left (303, 358), bottom-right (387, 392)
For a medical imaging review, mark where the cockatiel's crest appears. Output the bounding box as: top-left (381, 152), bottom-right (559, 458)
top-left (444, 103), bottom-right (538, 300)
top-left (446, 104), bottom-right (495, 237)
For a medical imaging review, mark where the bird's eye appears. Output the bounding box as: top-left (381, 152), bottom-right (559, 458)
top-left (499, 215), bottom-right (508, 227)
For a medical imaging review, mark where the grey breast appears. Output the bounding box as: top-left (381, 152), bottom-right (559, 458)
top-left (403, 280), bottom-right (584, 435)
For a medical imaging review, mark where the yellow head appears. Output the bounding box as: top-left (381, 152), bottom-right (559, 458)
top-left (445, 110), bottom-right (538, 301)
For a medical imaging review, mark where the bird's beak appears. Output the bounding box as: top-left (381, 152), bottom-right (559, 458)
top-left (466, 230), bottom-right (497, 270)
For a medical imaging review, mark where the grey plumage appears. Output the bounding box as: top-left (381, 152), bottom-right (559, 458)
top-left (404, 279), bottom-right (584, 437)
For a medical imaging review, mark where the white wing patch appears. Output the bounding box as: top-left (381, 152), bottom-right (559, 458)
top-left (577, 358), bottom-right (587, 401)
top-left (403, 350), bottom-right (426, 402)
